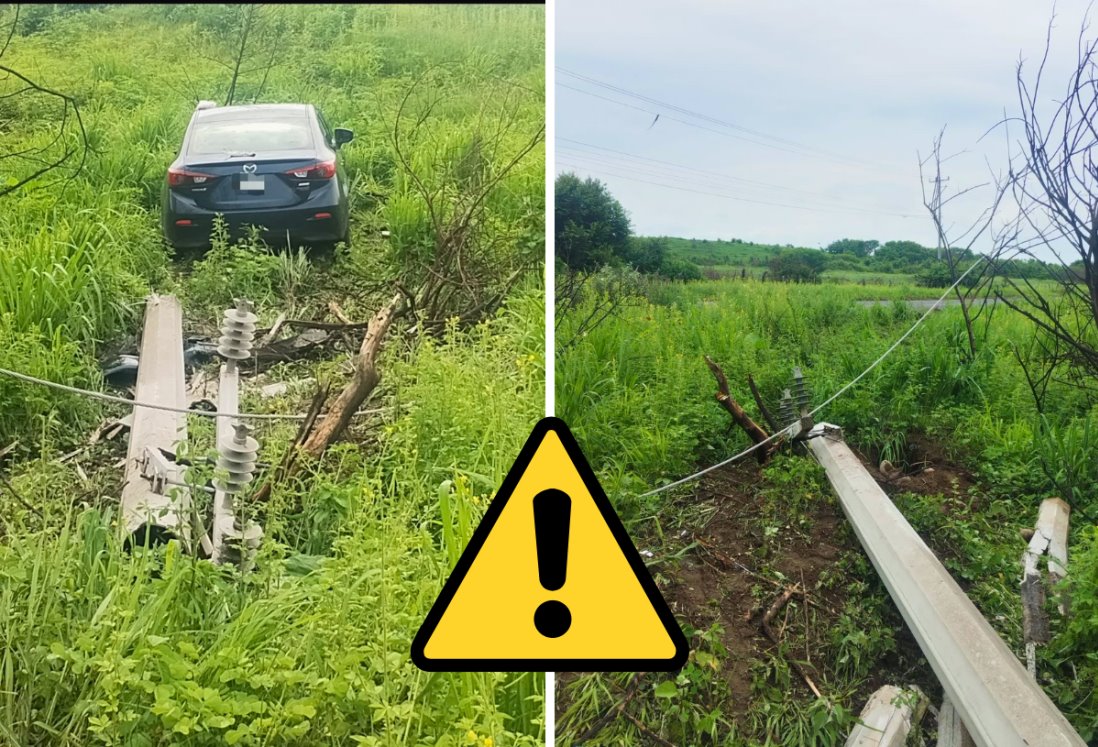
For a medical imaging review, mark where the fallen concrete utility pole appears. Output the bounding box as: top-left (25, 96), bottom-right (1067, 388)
top-left (120, 294), bottom-right (190, 544)
top-left (120, 296), bottom-right (263, 568)
top-left (846, 685), bottom-right (926, 747)
top-left (1022, 497), bottom-right (1070, 676)
top-left (805, 423), bottom-right (1084, 747)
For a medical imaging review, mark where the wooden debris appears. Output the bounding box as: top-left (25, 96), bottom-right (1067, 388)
top-left (301, 294), bottom-right (402, 458)
top-left (256, 311), bottom-right (287, 348)
top-left (328, 300), bottom-right (354, 325)
top-left (758, 584), bottom-right (823, 699)
top-left (846, 685), bottom-right (927, 747)
top-left (936, 696), bottom-right (975, 747)
top-left (253, 327), bottom-right (333, 369)
top-left (704, 356), bottom-right (776, 463)
top-left (747, 373), bottom-right (780, 432)
top-left (251, 385), bottom-right (328, 504)
top-left (252, 294), bottom-right (401, 501)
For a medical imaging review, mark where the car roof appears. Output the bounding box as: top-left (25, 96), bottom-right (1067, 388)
top-left (193, 104), bottom-right (314, 123)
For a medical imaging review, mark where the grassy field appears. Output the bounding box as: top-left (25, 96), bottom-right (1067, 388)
top-left (657, 237), bottom-right (800, 267)
top-left (0, 5), bottom-right (544, 745)
top-left (556, 276), bottom-right (1098, 744)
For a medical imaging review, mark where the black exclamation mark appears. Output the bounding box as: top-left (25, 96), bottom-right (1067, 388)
top-left (533, 488), bottom-right (572, 638)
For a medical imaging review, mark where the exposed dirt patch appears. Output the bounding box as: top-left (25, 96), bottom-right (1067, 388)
top-left (860, 432), bottom-right (977, 505)
top-left (654, 433), bottom-right (976, 719)
top-left (661, 463), bottom-right (845, 708)
top-left (558, 432), bottom-right (990, 742)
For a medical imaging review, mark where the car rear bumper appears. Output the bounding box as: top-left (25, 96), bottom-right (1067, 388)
top-left (163, 190), bottom-right (348, 249)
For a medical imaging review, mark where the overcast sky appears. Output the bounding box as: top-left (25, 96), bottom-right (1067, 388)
top-left (555, 0), bottom-right (1090, 251)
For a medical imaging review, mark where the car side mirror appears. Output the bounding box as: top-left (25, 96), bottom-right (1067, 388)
top-left (334, 128), bottom-right (354, 147)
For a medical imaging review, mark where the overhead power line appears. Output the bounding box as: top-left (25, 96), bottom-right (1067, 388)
top-left (556, 158), bottom-right (917, 218)
top-left (557, 82), bottom-right (829, 161)
top-left (557, 140), bottom-right (919, 218)
top-left (0, 366), bottom-right (385, 421)
top-left (557, 67), bottom-right (899, 171)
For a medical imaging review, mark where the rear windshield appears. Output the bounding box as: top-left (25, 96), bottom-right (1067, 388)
top-left (188, 118), bottom-right (314, 154)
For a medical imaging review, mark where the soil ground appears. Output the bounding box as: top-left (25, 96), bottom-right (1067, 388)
top-left (559, 431), bottom-right (983, 742)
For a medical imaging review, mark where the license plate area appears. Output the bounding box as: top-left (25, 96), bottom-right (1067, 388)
top-left (238, 175), bottom-right (265, 192)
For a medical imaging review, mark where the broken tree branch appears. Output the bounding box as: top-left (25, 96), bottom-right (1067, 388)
top-left (705, 356), bottom-right (776, 463)
top-left (760, 584), bottom-right (823, 700)
top-left (747, 373), bottom-right (779, 432)
top-left (251, 384), bottom-right (328, 504)
top-left (300, 294), bottom-right (403, 458)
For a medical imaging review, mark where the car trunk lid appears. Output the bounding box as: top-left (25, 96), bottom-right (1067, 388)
top-left (177, 154), bottom-right (326, 210)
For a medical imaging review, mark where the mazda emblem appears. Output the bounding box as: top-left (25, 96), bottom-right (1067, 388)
top-left (242, 163), bottom-right (257, 174)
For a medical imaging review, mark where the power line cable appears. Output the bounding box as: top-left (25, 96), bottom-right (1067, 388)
top-left (0, 366), bottom-right (384, 421)
top-left (559, 137), bottom-right (888, 204)
top-left (557, 150), bottom-right (919, 218)
top-left (557, 83), bottom-right (826, 161)
top-left (559, 68), bottom-right (847, 156)
top-left (556, 158), bottom-right (918, 218)
top-left (557, 68), bottom-right (898, 171)
top-left (636, 256), bottom-right (987, 497)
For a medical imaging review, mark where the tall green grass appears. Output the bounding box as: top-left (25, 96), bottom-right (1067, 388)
top-left (0, 5), bottom-right (545, 744)
top-left (557, 276), bottom-right (1098, 740)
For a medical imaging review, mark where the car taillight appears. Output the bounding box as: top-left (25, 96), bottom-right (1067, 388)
top-left (286, 160), bottom-right (336, 180)
top-left (167, 167), bottom-right (214, 187)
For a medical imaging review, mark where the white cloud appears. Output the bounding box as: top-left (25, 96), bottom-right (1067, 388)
top-left (556, 0), bottom-right (1089, 254)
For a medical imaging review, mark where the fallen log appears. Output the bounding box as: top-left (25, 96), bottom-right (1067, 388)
top-left (704, 356), bottom-right (776, 463)
top-left (252, 294), bottom-right (402, 501)
top-left (300, 294), bottom-right (402, 458)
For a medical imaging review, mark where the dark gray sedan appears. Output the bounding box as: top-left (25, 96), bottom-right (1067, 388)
top-left (161, 102), bottom-right (353, 250)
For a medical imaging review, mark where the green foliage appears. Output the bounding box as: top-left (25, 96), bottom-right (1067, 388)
top-left (657, 256), bottom-right (703, 281)
top-left (0, 5), bottom-right (545, 744)
top-left (0, 319), bottom-right (102, 446)
top-left (1046, 527), bottom-right (1098, 739)
top-left (915, 261), bottom-right (980, 288)
top-left (185, 224), bottom-right (282, 310)
top-left (555, 173), bottom-right (632, 271)
top-left (767, 248), bottom-right (826, 283)
top-left (624, 236), bottom-right (666, 275)
top-left (824, 238), bottom-right (878, 257)
top-left (558, 274), bottom-right (1098, 739)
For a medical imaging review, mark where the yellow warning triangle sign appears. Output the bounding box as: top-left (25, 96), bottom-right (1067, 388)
top-left (411, 417), bottom-right (688, 672)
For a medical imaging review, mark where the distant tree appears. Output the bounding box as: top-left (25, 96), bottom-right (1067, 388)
top-left (874, 240), bottom-right (934, 266)
top-left (555, 173), bottom-right (632, 271)
top-left (768, 248), bottom-right (826, 283)
top-left (915, 261), bottom-right (980, 289)
top-left (659, 256), bottom-right (703, 281)
top-left (555, 173), bottom-right (639, 351)
top-left (825, 238), bottom-right (879, 257)
top-left (624, 236), bottom-right (667, 275)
